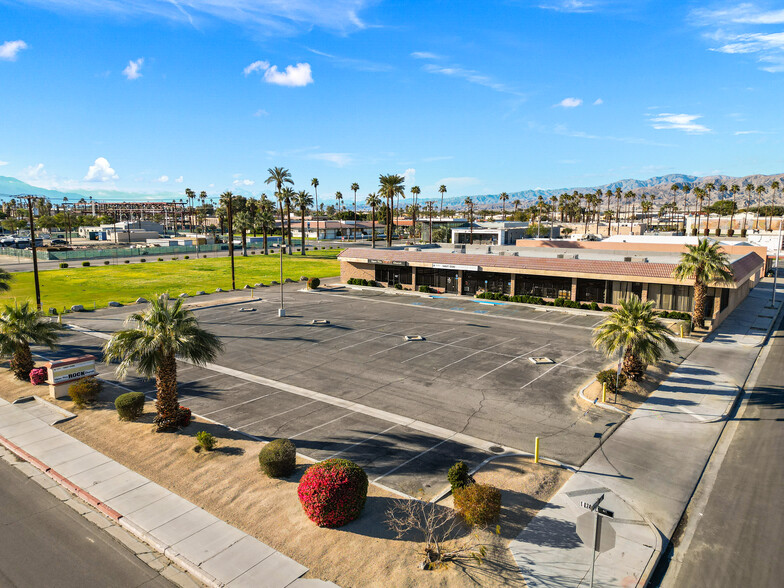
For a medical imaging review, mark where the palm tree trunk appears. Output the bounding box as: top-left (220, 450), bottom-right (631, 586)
top-left (622, 350), bottom-right (645, 381)
top-left (241, 229), bottom-right (247, 257)
top-left (11, 342), bottom-right (34, 380)
top-left (693, 282), bottom-right (707, 329)
top-left (300, 211), bottom-right (306, 256)
top-left (371, 207), bottom-right (376, 248)
top-left (154, 352), bottom-right (179, 429)
top-left (263, 226), bottom-right (268, 255)
top-left (286, 206), bottom-right (293, 254)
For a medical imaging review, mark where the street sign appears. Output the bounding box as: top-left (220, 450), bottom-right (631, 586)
top-left (576, 511), bottom-right (616, 553)
top-left (580, 493), bottom-right (604, 511)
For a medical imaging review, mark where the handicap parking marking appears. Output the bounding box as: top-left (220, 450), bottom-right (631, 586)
top-left (450, 307), bottom-right (465, 311)
top-left (473, 310), bottom-right (490, 314)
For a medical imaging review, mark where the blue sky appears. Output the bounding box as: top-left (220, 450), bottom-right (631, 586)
top-left (1, 0), bottom-right (783, 202)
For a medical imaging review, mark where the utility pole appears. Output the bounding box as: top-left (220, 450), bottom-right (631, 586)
top-left (278, 244), bottom-right (285, 317)
top-left (772, 219), bottom-right (782, 308)
top-left (226, 192), bottom-right (236, 290)
top-left (21, 195), bottom-right (42, 311)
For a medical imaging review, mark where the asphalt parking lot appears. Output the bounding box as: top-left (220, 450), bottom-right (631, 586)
top-left (44, 285), bottom-right (691, 499)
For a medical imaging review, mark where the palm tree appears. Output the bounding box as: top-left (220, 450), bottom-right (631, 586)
top-left (755, 185), bottom-right (766, 231)
top-left (255, 198), bottom-right (275, 255)
top-left (513, 198), bottom-right (521, 218)
top-left (770, 180), bottom-right (781, 231)
top-left (335, 191), bottom-right (343, 217)
top-left (536, 195), bottom-right (544, 238)
top-left (311, 178), bottom-right (320, 242)
top-left (104, 295), bottom-right (223, 429)
top-left (728, 184), bottom-right (740, 236)
top-left (741, 182), bottom-right (755, 236)
top-left (0, 302), bottom-right (63, 380)
top-left (265, 167), bottom-right (294, 252)
top-left (366, 193), bottom-right (381, 248)
top-left (499, 192), bottom-right (509, 221)
top-left (0, 268), bottom-right (11, 292)
top-left (464, 197), bottom-right (475, 244)
top-left (673, 239), bottom-right (734, 329)
top-left (293, 190), bottom-right (314, 255)
top-left (379, 174), bottom-right (405, 247)
top-left (549, 195), bottom-right (557, 238)
top-left (592, 295), bottom-right (678, 381)
top-left (281, 186), bottom-right (296, 253)
top-left (410, 185), bottom-right (421, 239)
top-left (350, 182), bottom-right (359, 241)
top-left (234, 210), bottom-right (252, 256)
top-left (438, 184), bottom-right (447, 216)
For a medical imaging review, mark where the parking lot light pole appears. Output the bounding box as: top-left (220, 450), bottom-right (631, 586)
top-left (22, 195), bottom-right (42, 311)
top-left (278, 245), bottom-right (285, 317)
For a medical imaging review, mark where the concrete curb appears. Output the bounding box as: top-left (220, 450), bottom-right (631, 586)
top-left (576, 376), bottom-right (631, 416)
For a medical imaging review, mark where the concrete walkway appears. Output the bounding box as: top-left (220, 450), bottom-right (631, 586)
top-left (510, 278), bottom-right (784, 587)
top-left (0, 398), bottom-right (335, 588)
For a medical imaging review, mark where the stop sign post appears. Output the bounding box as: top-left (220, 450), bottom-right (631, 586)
top-left (576, 494), bottom-right (616, 588)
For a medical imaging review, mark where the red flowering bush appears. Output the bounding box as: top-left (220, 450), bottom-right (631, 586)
top-left (177, 406), bottom-right (191, 427)
top-left (29, 368), bottom-right (47, 385)
top-left (297, 459), bottom-right (368, 527)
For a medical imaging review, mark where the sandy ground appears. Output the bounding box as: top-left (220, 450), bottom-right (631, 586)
top-left (0, 366), bottom-right (569, 587)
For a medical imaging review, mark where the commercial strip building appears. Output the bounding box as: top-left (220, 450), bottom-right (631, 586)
top-left (339, 239), bottom-right (766, 330)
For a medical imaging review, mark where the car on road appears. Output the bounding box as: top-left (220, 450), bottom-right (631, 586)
top-left (50, 238), bottom-right (67, 245)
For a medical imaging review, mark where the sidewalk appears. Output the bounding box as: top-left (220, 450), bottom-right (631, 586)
top-left (509, 278), bottom-right (784, 587)
top-left (0, 397), bottom-right (335, 588)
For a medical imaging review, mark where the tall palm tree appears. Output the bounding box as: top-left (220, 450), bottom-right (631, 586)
top-left (536, 195), bottom-right (544, 238)
top-left (438, 184), bottom-right (447, 216)
top-left (311, 178), bottom-right (320, 242)
top-left (0, 302), bottom-right (63, 380)
top-left (499, 192), bottom-right (509, 221)
top-left (728, 184), bottom-right (740, 236)
top-left (255, 197), bottom-right (275, 255)
top-left (424, 201), bottom-right (435, 244)
top-left (104, 295), bottom-right (223, 430)
top-left (770, 180), bottom-right (781, 231)
top-left (549, 195), bottom-right (558, 238)
top-left (366, 193), bottom-right (381, 248)
top-left (379, 174), bottom-right (405, 247)
top-left (673, 239), bottom-right (734, 329)
top-left (293, 190), bottom-right (314, 256)
top-left (185, 188), bottom-right (195, 229)
top-left (410, 185), bottom-right (421, 239)
top-left (350, 182), bottom-right (359, 241)
top-left (265, 167), bottom-right (294, 252)
top-left (592, 295), bottom-right (678, 381)
top-left (281, 186), bottom-right (295, 252)
top-left (335, 191), bottom-right (343, 217)
top-left (513, 198), bottom-right (521, 218)
top-left (464, 197), bottom-right (475, 244)
top-left (754, 185), bottom-right (766, 231)
top-left (234, 210), bottom-right (252, 256)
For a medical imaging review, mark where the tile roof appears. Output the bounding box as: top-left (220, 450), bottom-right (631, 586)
top-left (339, 248), bottom-right (763, 285)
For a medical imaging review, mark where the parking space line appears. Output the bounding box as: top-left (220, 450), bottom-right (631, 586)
top-left (288, 412), bottom-right (354, 440)
top-left (520, 349), bottom-right (589, 389)
top-left (239, 400), bottom-right (320, 429)
top-left (322, 424), bottom-right (399, 461)
top-left (367, 327), bottom-right (457, 357)
top-left (400, 334), bottom-right (481, 363)
top-left (436, 337), bottom-right (517, 371)
top-left (314, 328), bottom-right (369, 344)
top-left (372, 436), bottom-right (453, 483)
top-left (475, 343), bottom-right (551, 380)
top-left (199, 389), bottom-right (281, 417)
top-left (339, 332), bottom-right (392, 351)
top-left (178, 372), bottom-right (223, 385)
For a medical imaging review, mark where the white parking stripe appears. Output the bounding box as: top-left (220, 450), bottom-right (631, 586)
top-left (289, 412), bottom-right (354, 440)
top-left (476, 343), bottom-right (551, 380)
top-left (314, 328), bottom-right (369, 344)
top-left (239, 400), bottom-right (319, 429)
top-left (372, 436), bottom-right (453, 483)
top-left (339, 332), bottom-right (392, 351)
top-left (322, 424), bottom-right (399, 461)
top-left (199, 389), bottom-right (281, 417)
top-left (436, 337), bottom-right (517, 371)
top-left (400, 334), bottom-right (481, 363)
top-left (520, 349), bottom-right (589, 389)
top-left (368, 327), bottom-right (457, 357)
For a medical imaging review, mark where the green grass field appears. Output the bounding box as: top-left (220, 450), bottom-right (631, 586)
top-left (0, 250), bottom-right (343, 312)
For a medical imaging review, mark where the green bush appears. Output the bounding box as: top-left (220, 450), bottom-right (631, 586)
top-left (602, 306), bottom-right (614, 311)
top-left (596, 369), bottom-right (627, 395)
top-left (419, 285), bottom-right (431, 293)
top-left (140, 258), bottom-right (146, 263)
top-left (171, 257), bottom-right (178, 260)
top-left (590, 301), bottom-right (600, 311)
top-left (394, 282), bottom-right (403, 289)
top-left (59, 262), bottom-right (68, 268)
top-left (103, 260), bottom-right (110, 265)
top-left (124, 259), bottom-right (130, 263)
top-left (453, 484), bottom-right (502, 526)
top-left (308, 277), bottom-right (320, 289)
top-left (158, 257), bottom-right (163, 261)
top-left (259, 438), bottom-right (297, 478)
top-left (447, 461), bottom-right (472, 491)
top-left (196, 431), bottom-right (216, 451)
top-left (115, 392), bottom-right (145, 421)
top-left (82, 261), bottom-right (90, 267)
top-left (68, 377), bottom-right (103, 407)
top-left (184, 255), bottom-right (190, 259)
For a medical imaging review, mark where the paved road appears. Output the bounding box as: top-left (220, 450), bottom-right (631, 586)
top-left (659, 316), bottom-right (784, 587)
top-left (0, 457), bottom-right (174, 588)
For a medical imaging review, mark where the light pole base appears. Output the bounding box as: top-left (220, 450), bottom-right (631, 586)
top-left (278, 308), bottom-right (286, 317)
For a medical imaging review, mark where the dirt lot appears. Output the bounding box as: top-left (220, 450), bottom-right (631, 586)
top-left (0, 365), bottom-right (570, 588)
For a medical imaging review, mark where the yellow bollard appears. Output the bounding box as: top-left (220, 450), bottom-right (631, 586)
top-left (680, 324), bottom-right (684, 338)
top-left (602, 382), bottom-right (607, 403)
top-left (534, 437), bottom-right (540, 464)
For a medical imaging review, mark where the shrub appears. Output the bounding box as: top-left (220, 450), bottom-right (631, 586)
top-left (140, 258), bottom-right (146, 263)
top-left (596, 369), bottom-right (627, 395)
top-left (59, 262), bottom-right (68, 268)
top-left (453, 484), bottom-right (502, 527)
top-left (298, 459), bottom-right (368, 527)
top-left (184, 255), bottom-right (190, 259)
top-left (419, 285), bottom-right (431, 293)
top-left (124, 259), bottom-right (130, 263)
top-left (394, 283), bottom-right (403, 290)
top-left (29, 367), bottom-right (47, 385)
top-left (171, 257), bottom-right (178, 260)
top-left (158, 257), bottom-right (163, 261)
top-left (590, 301), bottom-right (600, 311)
top-left (103, 260), bottom-right (110, 265)
top-left (447, 461), bottom-right (472, 491)
top-left (259, 438), bottom-right (297, 478)
top-left (308, 277), bottom-right (320, 289)
top-left (196, 431), bottom-right (216, 451)
top-left (115, 392), bottom-right (145, 420)
top-left (68, 376), bottom-right (103, 407)
top-left (82, 261), bottom-right (90, 267)
top-left (601, 306), bottom-right (614, 311)
top-left (178, 406), bottom-right (191, 427)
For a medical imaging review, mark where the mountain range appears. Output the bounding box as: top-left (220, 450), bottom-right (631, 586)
top-left (2, 173), bottom-right (783, 210)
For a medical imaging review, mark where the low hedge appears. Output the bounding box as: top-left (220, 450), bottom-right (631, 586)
top-left (454, 483), bottom-right (502, 526)
top-left (259, 438), bottom-right (296, 478)
top-left (59, 262), bottom-right (68, 268)
top-left (82, 261), bottom-right (90, 267)
top-left (298, 459), bottom-right (368, 527)
top-left (346, 278), bottom-right (381, 287)
top-left (68, 376), bottom-right (103, 407)
top-left (596, 369), bottom-right (627, 395)
top-left (115, 392), bottom-right (145, 420)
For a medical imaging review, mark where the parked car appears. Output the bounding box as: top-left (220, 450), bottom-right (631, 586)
top-left (50, 238), bottom-right (67, 245)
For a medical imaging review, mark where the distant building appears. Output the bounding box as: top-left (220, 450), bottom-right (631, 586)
top-left (452, 221), bottom-right (530, 245)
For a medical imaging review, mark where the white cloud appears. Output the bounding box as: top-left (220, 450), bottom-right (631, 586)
top-left (174, 176), bottom-right (183, 183)
top-left (649, 113), bottom-right (711, 134)
top-left (0, 160), bottom-right (8, 166)
top-left (403, 168), bottom-right (416, 186)
top-left (84, 157), bottom-right (119, 182)
top-left (539, 1), bottom-right (594, 13)
top-left (155, 175), bottom-right (169, 182)
top-left (309, 152), bottom-right (353, 167)
top-left (734, 130), bottom-right (770, 135)
top-left (264, 63), bottom-right (313, 86)
top-left (253, 108), bottom-right (269, 117)
top-left (233, 178), bottom-right (255, 186)
top-left (593, 98), bottom-right (603, 105)
top-left (693, 4), bottom-right (784, 25)
top-left (422, 63), bottom-right (523, 96)
top-left (21, 163), bottom-right (46, 181)
top-left (17, 1), bottom-right (371, 35)
top-left (556, 97), bottom-right (583, 108)
top-left (411, 51), bottom-right (440, 60)
top-left (0, 40), bottom-right (28, 61)
top-left (123, 58), bottom-right (144, 80)
top-left (243, 60), bottom-right (269, 76)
